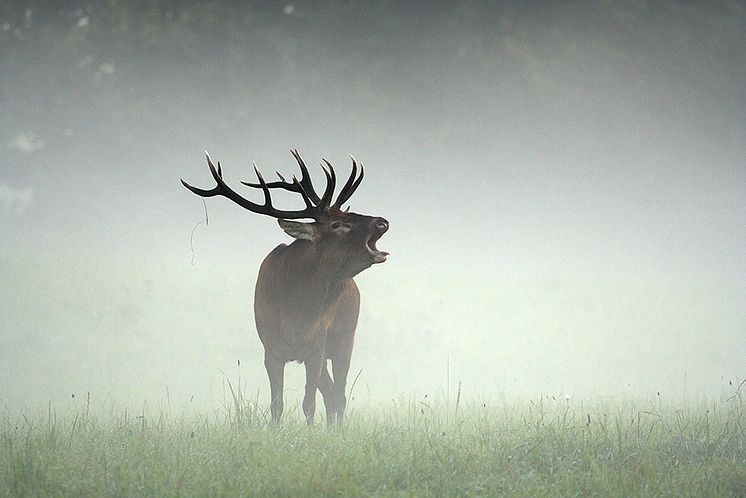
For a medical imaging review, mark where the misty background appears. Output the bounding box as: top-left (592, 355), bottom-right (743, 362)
top-left (1, 1), bottom-right (744, 412)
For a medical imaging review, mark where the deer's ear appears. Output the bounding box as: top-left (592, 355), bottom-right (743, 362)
top-left (278, 219), bottom-right (319, 240)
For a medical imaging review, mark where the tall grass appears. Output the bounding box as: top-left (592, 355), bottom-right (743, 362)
top-left (1, 385), bottom-right (744, 497)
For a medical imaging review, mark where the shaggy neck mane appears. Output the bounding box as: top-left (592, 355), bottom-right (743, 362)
top-left (271, 240), bottom-right (348, 318)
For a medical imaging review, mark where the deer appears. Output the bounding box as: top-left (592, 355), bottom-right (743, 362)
top-left (181, 150), bottom-right (389, 425)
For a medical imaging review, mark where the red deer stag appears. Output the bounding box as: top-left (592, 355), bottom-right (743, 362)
top-left (182, 150), bottom-right (388, 425)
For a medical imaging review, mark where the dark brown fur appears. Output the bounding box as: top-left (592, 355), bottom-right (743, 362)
top-left (255, 211), bottom-right (387, 424)
top-left (182, 152), bottom-right (388, 425)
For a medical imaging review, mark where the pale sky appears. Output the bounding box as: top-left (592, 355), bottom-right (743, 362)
top-left (1, 1), bottom-right (744, 411)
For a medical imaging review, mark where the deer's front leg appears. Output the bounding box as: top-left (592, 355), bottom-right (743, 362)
top-left (332, 353), bottom-right (351, 424)
top-left (264, 350), bottom-right (285, 423)
top-left (302, 351), bottom-right (324, 425)
top-left (317, 361), bottom-right (338, 426)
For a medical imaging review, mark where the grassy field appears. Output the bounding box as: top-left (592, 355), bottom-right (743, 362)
top-left (1, 389), bottom-right (744, 497)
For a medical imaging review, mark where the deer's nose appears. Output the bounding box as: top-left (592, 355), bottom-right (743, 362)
top-left (375, 218), bottom-right (389, 233)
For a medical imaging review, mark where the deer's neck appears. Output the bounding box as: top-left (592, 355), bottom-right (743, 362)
top-left (277, 240), bottom-right (349, 310)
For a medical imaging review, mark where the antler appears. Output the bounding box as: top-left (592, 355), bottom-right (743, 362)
top-left (241, 149), bottom-right (323, 205)
top-left (181, 152), bottom-right (319, 220)
top-left (182, 150), bottom-right (366, 219)
top-left (241, 150), bottom-right (365, 211)
top-left (333, 154), bottom-right (365, 209)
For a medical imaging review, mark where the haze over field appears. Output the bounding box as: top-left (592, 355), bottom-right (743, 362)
top-left (1, 1), bottom-right (744, 411)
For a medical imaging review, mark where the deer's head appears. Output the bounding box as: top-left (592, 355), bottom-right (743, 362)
top-left (181, 150), bottom-right (389, 278)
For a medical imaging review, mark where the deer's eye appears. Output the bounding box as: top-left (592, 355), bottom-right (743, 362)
top-left (331, 221), bottom-right (351, 233)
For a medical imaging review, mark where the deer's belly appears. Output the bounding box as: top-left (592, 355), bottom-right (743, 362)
top-left (258, 323), bottom-right (327, 363)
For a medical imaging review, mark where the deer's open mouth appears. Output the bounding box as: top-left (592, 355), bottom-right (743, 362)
top-left (366, 234), bottom-right (389, 263)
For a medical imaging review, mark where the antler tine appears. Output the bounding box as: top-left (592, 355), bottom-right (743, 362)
top-left (182, 151), bottom-right (364, 218)
top-left (250, 162), bottom-right (316, 213)
top-left (292, 176), bottom-right (315, 210)
top-left (241, 151), bottom-right (324, 206)
top-left (251, 161), bottom-right (319, 218)
top-left (241, 176), bottom-right (303, 193)
top-left (334, 156), bottom-right (365, 208)
top-left (291, 149), bottom-right (322, 205)
top-left (249, 161), bottom-right (320, 218)
top-left (319, 159), bottom-right (337, 209)
top-left (180, 151), bottom-right (227, 197)
top-left (333, 154), bottom-right (359, 209)
top-left (252, 162), bottom-right (272, 204)
top-left (181, 152), bottom-right (320, 220)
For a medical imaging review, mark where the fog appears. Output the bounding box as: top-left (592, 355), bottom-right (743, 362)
top-left (1, 1), bottom-right (744, 412)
